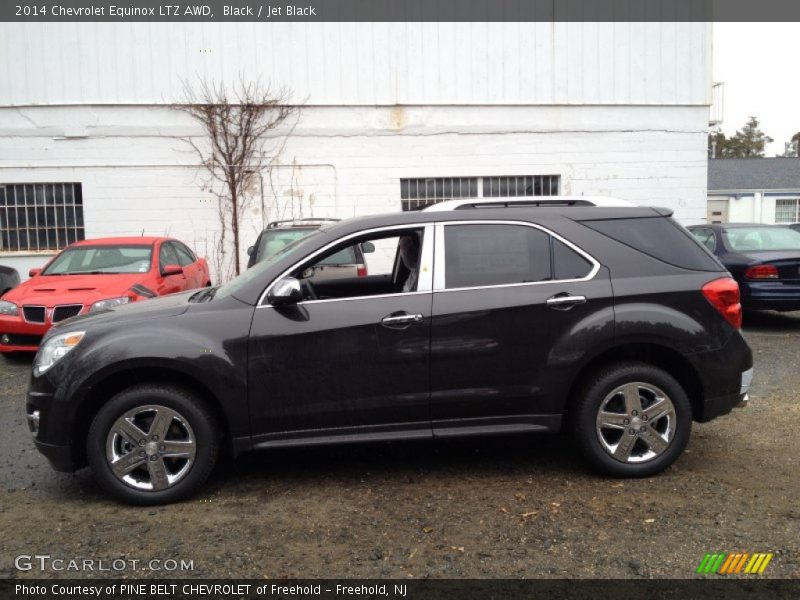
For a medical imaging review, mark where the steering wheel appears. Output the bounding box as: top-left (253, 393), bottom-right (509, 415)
top-left (301, 279), bottom-right (318, 301)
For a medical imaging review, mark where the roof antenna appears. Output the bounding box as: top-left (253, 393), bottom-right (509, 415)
top-left (141, 229), bottom-right (145, 236)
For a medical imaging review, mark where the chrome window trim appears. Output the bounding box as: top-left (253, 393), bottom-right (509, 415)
top-left (258, 223), bottom-right (435, 307)
top-left (432, 220), bottom-right (600, 292)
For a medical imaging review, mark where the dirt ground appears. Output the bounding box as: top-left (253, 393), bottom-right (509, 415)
top-left (1, 311), bottom-right (798, 579)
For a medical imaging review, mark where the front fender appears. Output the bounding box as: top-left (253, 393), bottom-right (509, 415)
top-left (44, 299), bottom-right (253, 440)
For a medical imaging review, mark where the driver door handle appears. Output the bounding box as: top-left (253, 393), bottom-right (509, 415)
top-left (381, 312), bottom-right (424, 329)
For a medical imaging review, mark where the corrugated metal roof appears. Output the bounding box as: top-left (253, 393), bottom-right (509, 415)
top-left (708, 158), bottom-right (800, 191)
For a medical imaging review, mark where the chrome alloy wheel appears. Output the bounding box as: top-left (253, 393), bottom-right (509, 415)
top-left (595, 382), bottom-right (677, 463)
top-left (106, 405), bottom-right (197, 491)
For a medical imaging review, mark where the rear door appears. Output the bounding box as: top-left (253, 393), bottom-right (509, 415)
top-left (171, 241), bottom-right (203, 288)
top-left (429, 220), bottom-right (614, 435)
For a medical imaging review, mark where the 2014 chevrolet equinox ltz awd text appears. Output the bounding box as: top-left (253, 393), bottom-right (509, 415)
top-left (27, 200), bottom-right (753, 504)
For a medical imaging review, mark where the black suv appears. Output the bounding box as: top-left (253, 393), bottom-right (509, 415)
top-left (27, 206), bottom-right (752, 504)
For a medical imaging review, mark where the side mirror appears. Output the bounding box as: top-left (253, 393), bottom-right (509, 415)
top-left (267, 277), bottom-right (303, 306)
top-left (161, 264), bottom-right (183, 277)
top-left (362, 241), bottom-right (376, 254)
top-left (28, 268), bottom-right (42, 278)
top-left (246, 245), bottom-right (254, 256)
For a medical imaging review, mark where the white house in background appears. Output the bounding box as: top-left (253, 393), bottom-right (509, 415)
top-left (707, 159), bottom-right (800, 224)
top-left (0, 19), bottom-right (712, 281)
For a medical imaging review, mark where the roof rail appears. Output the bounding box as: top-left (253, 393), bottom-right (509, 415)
top-left (421, 196), bottom-right (637, 212)
top-left (266, 218), bottom-right (341, 229)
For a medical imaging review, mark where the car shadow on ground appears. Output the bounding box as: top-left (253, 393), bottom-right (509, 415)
top-left (743, 309), bottom-right (800, 332)
top-left (211, 432), bottom-right (587, 494)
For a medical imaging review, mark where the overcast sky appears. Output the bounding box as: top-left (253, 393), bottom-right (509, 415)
top-left (713, 23), bottom-right (800, 155)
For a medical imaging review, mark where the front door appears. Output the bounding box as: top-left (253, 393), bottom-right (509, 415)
top-left (247, 225), bottom-right (435, 445)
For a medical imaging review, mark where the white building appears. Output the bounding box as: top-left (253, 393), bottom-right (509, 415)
top-left (708, 158), bottom-right (800, 224)
top-left (0, 21), bottom-right (712, 281)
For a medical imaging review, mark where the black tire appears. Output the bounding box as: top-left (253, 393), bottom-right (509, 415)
top-left (572, 362), bottom-right (692, 477)
top-left (87, 384), bottom-right (220, 505)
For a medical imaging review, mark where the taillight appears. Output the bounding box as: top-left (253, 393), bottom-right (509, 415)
top-left (745, 264), bottom-right (779, 279)
top-left (357, 264), bottom-right (368, 277)
top-left (702, 277), bottom-right (742, 329)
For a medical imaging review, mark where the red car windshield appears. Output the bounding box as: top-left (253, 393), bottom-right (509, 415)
top-left (43, 245), bottom-right (153, 275)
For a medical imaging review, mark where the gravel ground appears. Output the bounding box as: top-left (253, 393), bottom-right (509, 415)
top-left (1, 311), bottom-right (799, 579)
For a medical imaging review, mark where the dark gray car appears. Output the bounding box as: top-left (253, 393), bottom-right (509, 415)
top-left (0, 265), bottom-right (20, 296)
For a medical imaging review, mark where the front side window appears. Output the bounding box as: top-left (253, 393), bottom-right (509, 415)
top-left (443, 224), bottom-right (551, 289)
top-left (290, 229), bottom-right (425, 300)
top-left (159, 242), bottom-right (179, 270)
top-left (43, 245), bottom-right (152, 275)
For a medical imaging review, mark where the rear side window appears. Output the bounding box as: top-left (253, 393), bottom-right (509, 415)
top-left (444, 224), bottom-right (551, 288)
top-left (553, 239), bottom-right (593, 279)
top-left (582, 217), bottom-right (722, 271)
top-left (172, 242), bottom-right (196, 267)
top-left (691, 228), bottom-right (716, 252)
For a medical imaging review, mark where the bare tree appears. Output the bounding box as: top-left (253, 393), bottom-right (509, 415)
top-left (174, 78), bottom-right (298, 278)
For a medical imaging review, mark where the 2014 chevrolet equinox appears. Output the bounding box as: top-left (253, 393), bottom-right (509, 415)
top-left (27, 204), bottom-right (753, 504)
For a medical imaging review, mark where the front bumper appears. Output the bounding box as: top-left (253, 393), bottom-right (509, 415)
top-left (33, 439), bottom-right (79, 472)
top-left (26, 385), bottom-right (84, 472)
top-left (0, 315), bottom-right (48, 352)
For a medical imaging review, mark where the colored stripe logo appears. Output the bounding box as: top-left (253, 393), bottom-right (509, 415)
top-left (696, 552), bottom-right (773, 575)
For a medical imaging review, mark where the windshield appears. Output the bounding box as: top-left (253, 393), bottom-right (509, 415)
top-left (215, 230), bottom-right (324, 300)
top-left (723, 227), bottom-right (800, 252)
top-left (43, 245), bottom-right (153, 275)
top-left (255, 228), bottom-right (316, 262)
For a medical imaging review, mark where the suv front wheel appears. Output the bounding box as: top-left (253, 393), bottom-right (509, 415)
top-left (87, 384), bottom-right (220, 505)
top-left (573, 362), bottom-right (692, 477)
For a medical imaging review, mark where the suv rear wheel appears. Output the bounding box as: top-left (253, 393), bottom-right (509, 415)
top-left (573, 362), bottom-right (692, 477)
top-left (87, 384), bottom-right (219, 505)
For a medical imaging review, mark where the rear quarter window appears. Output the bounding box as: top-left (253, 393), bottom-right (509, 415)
top-left (582, 217), bottom-right (722, 271)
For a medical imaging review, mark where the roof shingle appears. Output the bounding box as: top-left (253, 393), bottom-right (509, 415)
top-left (708, 158), bottom-right (800, 191)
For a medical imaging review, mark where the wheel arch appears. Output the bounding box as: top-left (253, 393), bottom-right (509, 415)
top-left (564, 342), bottom-right (704, 424)
top-left (71, 365), bottom-right (233, 468)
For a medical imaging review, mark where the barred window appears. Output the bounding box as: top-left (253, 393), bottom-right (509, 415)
top-left (400, 177), bottom-right (478, 211)
top-left (483, 175), bottom-right (559, 198)
top-left (400, 175), bottom-right (561, 211)
top-left (775, 198), bottom-right (800, 224)
top-left (0, 183), bottom-right (85, 252)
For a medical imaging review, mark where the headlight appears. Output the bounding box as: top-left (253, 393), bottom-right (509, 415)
top-left (89, 296), bottom-right (131, 313)
top-left (33, 331), bottom-right (85, 375)
top-left (0, 300), bottom-right (18, 316)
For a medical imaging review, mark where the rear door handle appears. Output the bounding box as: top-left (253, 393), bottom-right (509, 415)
top-left (546, 294), bottom-right (587, 310)
top-left (381, 312), bottom-right (424, 329)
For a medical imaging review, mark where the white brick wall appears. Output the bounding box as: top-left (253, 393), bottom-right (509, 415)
top-left (0, 104), bottom-right (709, 282)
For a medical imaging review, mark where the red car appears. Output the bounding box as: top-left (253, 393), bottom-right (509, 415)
top-left (0, 237), bottom-right (211, 354)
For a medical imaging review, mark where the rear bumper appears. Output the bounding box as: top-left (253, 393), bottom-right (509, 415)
top-left (741, 281), bottom-right (800, 311)
top-left (691, 333), bottom-right (753, 423)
